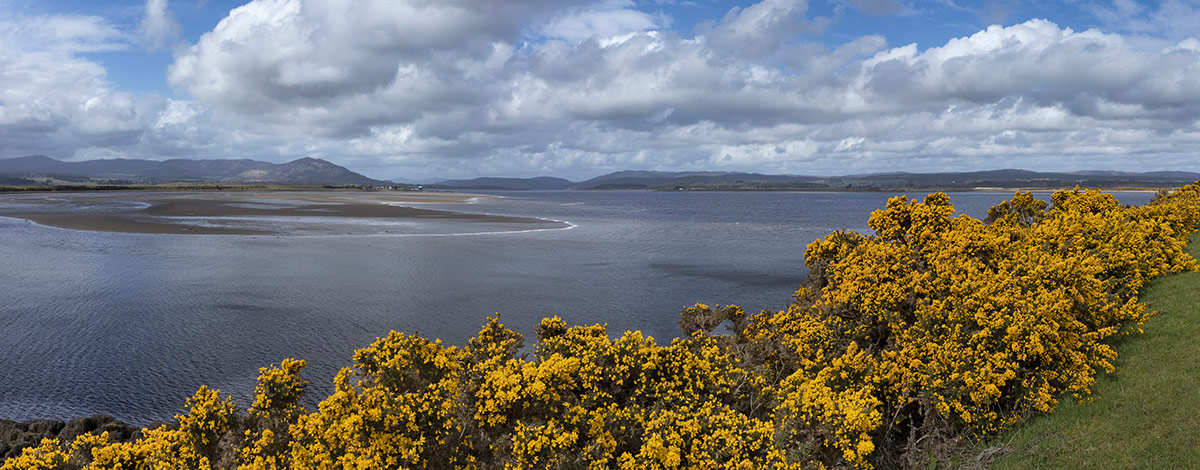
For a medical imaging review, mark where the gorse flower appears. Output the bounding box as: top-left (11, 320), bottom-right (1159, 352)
top-left (7, 185), bottom-right (1200, 470)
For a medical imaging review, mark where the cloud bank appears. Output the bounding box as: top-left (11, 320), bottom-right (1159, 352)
top-left (3, 0), bottom-right (1200, 179)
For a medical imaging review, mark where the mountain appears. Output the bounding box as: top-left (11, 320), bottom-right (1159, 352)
top-left (428, 176), bottom-right (575, 190)
top-left (0, 155), bottom-right (72, 173)
top-left (264, 157), bottom-right (383, 185)
top-left (0, 155), bottom-right (386, 186)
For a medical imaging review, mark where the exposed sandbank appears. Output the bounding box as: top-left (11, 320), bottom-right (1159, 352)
top-left (0, 191), bottom-right (566, 236)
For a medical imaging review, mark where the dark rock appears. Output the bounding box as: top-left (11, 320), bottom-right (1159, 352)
top-left (0, 415), bottom-right (141, 464)
top-left (145, 420), bottom-right (175, 432)
top-left (20, 420), bottom-right (64, 436)
top-left (68, 415), bottom-right (139, 442)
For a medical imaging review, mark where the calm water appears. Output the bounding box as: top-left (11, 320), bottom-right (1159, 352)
top-left (0, 190), bottom-right (1154, 425)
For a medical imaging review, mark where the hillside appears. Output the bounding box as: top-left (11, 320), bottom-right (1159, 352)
top-left (0, 156), bottom-right (386, 186)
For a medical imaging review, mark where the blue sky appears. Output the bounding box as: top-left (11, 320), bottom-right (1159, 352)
top-left (1, 0), bottom-right (1199, 180)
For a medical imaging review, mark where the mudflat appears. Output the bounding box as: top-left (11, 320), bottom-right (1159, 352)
top-left (0, 191), bottom-right (564, 235)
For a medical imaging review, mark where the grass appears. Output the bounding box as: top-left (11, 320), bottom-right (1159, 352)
top-left (986, 232), bottom-right (1200, 469)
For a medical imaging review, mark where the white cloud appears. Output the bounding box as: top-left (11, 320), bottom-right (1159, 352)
top-left (0, 14), bottom-right (156, 159)
top-left (852, 20), bottom-right (1200, 120)
top-left (540, 0), bottom-right (669, 43)
top-left (158, 1), bottom-right (1200, 179)
top-left (167, 0), bottom-right (572, 135)
top-left (140, 0), bottom-right (181, 51)
top-left (7, 0), bottom-right (1200, 181)
top-left (700, 0), bottom-right (830, 58)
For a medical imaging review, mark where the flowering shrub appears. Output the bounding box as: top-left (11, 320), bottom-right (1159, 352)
top-left (7, 185), bottom-right (1200, 470)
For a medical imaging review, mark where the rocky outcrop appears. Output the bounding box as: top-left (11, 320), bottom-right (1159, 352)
top-left (0, 415), bottom-right (140, 463)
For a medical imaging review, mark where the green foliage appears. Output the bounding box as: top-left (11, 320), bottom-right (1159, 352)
top-left (989, 231), bottom-right (1200, 470)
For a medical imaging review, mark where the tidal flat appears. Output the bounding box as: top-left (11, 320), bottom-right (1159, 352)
top-left (0, 191), bottom-right (568, 236)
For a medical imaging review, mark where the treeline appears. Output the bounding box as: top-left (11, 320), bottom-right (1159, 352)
top-left (6, 185), bottom-right (1200, 470)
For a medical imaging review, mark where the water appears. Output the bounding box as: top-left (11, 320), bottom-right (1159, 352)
top-left (0, 190), bottom-right (1154, 425)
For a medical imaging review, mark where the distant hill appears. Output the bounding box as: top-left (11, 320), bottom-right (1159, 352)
top-left (572, 171), bottom-right (821, 189)
top-left (570, 169), bottom-right (1200, 191)
top-left (0, 155), bottom-right (387, 186)
top-left (7, 156), bottom-right (1195, 191)
top-left (428, 176), bottom-right (575, 190)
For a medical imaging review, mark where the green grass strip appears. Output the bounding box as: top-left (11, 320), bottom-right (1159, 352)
top-left (990, 232), bottom-right (1200, 469)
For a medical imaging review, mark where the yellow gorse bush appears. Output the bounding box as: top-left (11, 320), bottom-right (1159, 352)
top-left (7, 185), bottom-right (1200, 470)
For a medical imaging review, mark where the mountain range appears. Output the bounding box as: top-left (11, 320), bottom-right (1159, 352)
top-left (0, 155), bottom-right (386, 186)
top-left (426, 169), bottom-right (1200, 191)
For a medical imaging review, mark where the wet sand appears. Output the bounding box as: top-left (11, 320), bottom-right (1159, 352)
top-left (0, 191), bottom-right (565, 235)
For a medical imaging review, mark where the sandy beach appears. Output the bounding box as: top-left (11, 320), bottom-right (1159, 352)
top-left (0, 191), bottom-right (565, 235)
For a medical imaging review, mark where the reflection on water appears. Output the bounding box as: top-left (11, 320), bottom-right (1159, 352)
top-left (0, 190), bottom-right (1155, 425)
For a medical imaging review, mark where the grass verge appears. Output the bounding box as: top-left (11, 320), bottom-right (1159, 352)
top-left (987, 232), bottom-right (1200, 469)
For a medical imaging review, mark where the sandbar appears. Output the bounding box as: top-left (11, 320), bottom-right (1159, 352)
top-left (0, 191), bottom-right (566, 236)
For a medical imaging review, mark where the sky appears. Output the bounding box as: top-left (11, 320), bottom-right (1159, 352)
top-left (1, 0), bottom-right (1199, 181)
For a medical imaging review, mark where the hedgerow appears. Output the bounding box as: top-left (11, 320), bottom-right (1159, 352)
top-left (7, 185), bottom-right (1200, 469)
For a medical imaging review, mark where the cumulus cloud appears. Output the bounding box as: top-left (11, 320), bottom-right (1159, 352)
top-left (854, 20), bottom-right (1200, 121)
top-left (700, 0), bottom-right (831, 58)
top-left (157, 0), bottom-right (1200, 179)
top-left (8, 0), bottom-right (1200, 180)
top-left (167, 0), bottom-right (576, 139)
top-left (540, 0), bottom-right (670, 43)
top-left (0, 14), bottom-right (158, 159)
